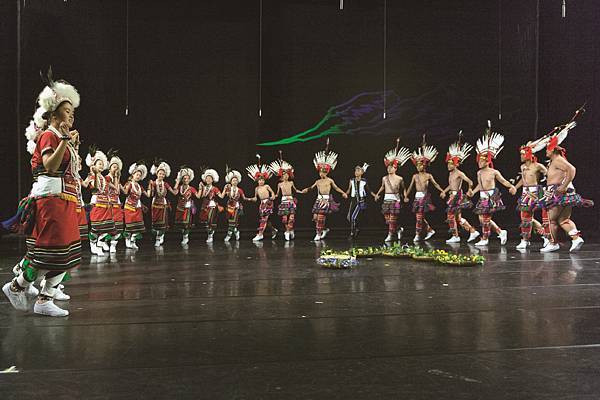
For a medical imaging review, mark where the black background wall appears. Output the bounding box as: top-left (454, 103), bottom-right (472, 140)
top-left (1, 0), bottom-right (598, 233)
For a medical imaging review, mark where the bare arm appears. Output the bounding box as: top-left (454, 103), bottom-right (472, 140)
top-left (267, 185), bottom-right (276, 200)
top-left (428, 174), bottom-right (444, 193)
top-left (330, 178), bottom-right (348, 198)
top-left (557, 158), bottom-right (576, 191)
top-left (469, 172), bottom-right (481, 196)
top-left (374, 177), bottom-right (385, 199)
top-left (300, 181), bottom-right (317, 194)
top-left (457, 171), bottom-right (474, 190)
top-left (537, 163), bottom-right (548, 177)
top-left (514, 178), bottom-right (524, 191)
top-left (404, 175), bottom-right (416, 197)
top-left (495, 170), bottom-right (517, 194)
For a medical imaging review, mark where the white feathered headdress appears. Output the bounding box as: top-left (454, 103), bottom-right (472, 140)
top-left (411, 145), bottom-right (438, 166)
top-left (201, 168), bottom-right (219, 183)
top-left (85, 145), bottom-right (108, 171)
top-left (313, 151), bottom-right (338, 172)
top-left (106, 149), bottom-right (123, 172)
top-left (476, 121), bottom-right (504, 164)
top-left (177, 167), bottom-right (195, 183)
top-left (247, 154), bottom-right (272, 182)
top-left (150, 159), bottom-right (171, 177)
top-left (446, 142), bottom-right (473, 165)
top-left (25, 67), bottom-right (80, 154)
top-left (129, 162), bottom-right (148, 180)
top-left (384, 147), bottom-right (411, 168)
top-left (269, 160), bottom-right (295, 179)
top-left (246, 164), bottom-right (272, 182)
top-left (225, 169), bottom-right (242, 184)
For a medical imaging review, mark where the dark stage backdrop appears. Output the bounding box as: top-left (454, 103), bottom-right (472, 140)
top-left (1, 0), bottom-right (599, 233)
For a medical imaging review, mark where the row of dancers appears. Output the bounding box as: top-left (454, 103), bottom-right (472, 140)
top-left (73, 121), bottom-right (593, 255)
top-left (3, 73), bottom-right (594, 317)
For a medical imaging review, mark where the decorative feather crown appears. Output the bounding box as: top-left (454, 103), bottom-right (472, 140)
top-left (246, 164), bottom-right (272, 181)
top-left (177, 166), bottom-right (195, 183)
top-left (225, 170), bottom-right (242, 184)
top-left (150, 158), bottom-right (171, 177)
top-left (313, 151), bottom-right (338, 172)
top-left (129, 161), bottom-right (148, 180)
top-left (384, 147), bottom-right (411, 168)
top-left (476, 122), bottom-right (504, 161)
top-left (446, 141), bottom-right (473, 165)
top-left (411, 145), bottom-right (438, 165)
top-left (107, 149), bottom-right (124, 172)
top-left (201, 168), bottom-right (219, 183)
top-left (25, 67), bottom-right (80, 154)
top-left (269, 160), bottom-right (294, 178)
top-left (85, 145), bottom-right (108, 171)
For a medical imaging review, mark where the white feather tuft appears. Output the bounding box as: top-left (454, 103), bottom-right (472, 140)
top-left (27, 140), bottom-right (37, 155)
top-left (447, 141), bottom-right (473, 163)
top-left (225, 170), bottom-right (242, 184)
top-left (33, 107), bottom-right (47, 129)
top-left (202, 168), bottom-right (219, 183)
top-left (476, 132), bottom-right (505, 158)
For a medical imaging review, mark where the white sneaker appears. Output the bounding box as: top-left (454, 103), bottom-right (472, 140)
top-left (397, 227), bottom-right (404, 240)
top-left (235, 229), bottom-right (240, 241)
top-left (321, 228), bottom-right (330, 239)
top-left (499, 230), bottom-right (508, 245)
top-left (542, 236), bottom-right (550, 248)
top-left (516, 240), bottom-right (529, 250)
top-left (91, 241), bottom-right (104, 256)
top-left (570, 237), bottom-right (584, 252)
top-left (26, 284), bottom-right (40, 299)
top-left (446, 236), bottom-right (461, 244)
top-left (413, 235), bottom-right (421, 242)
top-left (424, 230), bottom-right (435, 240)
top-left (474, 239), bottom-right (489, 247)
top-left (284, 231), bottom-right (290, 241)
top-left (313, 233), bottom-right (322, 241)
top-left (224, 233), bottom-right (232, 242)
top-left (252, 234), bottom-right (264, 242)
top-left (540, 242), bottom-right (560, 253)
top-left (271, 228), bottom-right (278, 239)
top-left (12, 259), bottom-right (24, 277)
top-left (206, 233), bottom-right (214, 243)
top-left (53, 286), bottom-right (71, 301)
top-left (101, 241), bottom-right (109, 251)
top-left (110, 240), bottom-right (118, 253)
top-left (3, 282), bottom-right (30, 311)
top-left (385, 234), bottom-right (393, 242)
top-left (34, 300), bottom-right (69, 317)
top-left (467, 231), bottom-right (480, 243)
top-left (181, 234), bottom-right (189, 246)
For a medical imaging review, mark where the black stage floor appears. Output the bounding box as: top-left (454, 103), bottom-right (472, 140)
top-left (1, 232), bottom-right (600, 399)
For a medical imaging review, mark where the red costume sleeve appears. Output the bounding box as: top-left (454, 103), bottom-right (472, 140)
top-left (37, 130), bottom-right (59, 156)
